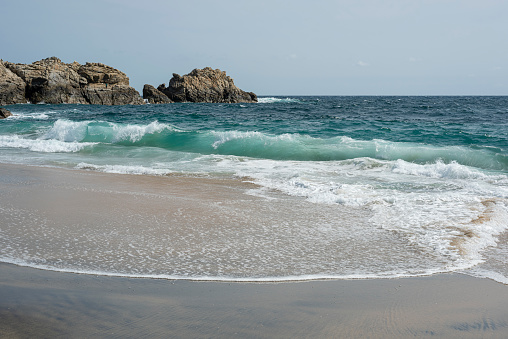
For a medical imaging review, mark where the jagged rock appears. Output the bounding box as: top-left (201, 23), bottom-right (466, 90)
top-left (1, 57), bottom-right (144, 105)
top-left (152, 67), bottom-right (257, 103)
top-left (0, 61), bottom-right (26, 105)
top-left (77, 62), bottom-right (130, 86)
top-left (0, 108), bottom-right (12, 119)
top-left (5, 57), bottom-right (88, 104)
top-left (143, 84), bottom-right (173, 104)
top-left (80, 86), bottom-right (145, 105)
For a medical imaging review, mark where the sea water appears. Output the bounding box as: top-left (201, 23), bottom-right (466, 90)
top-left (0, 96), bottom-right (507, 282)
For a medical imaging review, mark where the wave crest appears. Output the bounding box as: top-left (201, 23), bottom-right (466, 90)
top-left (2, 119), bottom-right (507, 171)
top-left (258, 97), bottom-right (302, 104)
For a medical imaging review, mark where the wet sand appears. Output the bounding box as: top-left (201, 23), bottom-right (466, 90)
top-left (1, 163), bottom-right (508, 337)
top-left (1, 263), bottom-right (508, 338)
top-left (0, 162), bottom-right (392, 280)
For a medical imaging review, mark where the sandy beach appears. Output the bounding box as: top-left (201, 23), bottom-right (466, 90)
top-left (1, 163), bottom-right (507, 338)
top-left (1, 263), bottom-right (507, 338)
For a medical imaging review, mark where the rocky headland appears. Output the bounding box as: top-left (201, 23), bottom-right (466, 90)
top-left (0, 58), bottom-right (257, 107)
top-left (145, 67), bottom-right (257, 103)
top-left (0, 57), bottom-right (144, 105)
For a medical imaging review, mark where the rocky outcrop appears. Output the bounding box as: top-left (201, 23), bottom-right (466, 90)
top-left (1, 59), bottom-right (257, 106)
top-left (143, 84), bottom-right (173, 104)
top-left (0, 107), bottom-right (12, 119)
top-left (145, 67), bottom-right (257, 103)
top-left (0, 57), bottom-right (144, 105)
top-left (0, 61), bottom-right (26, 105)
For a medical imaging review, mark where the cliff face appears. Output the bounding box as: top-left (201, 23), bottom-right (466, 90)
top-left (0, 57), bottom-right (144, 105)
top-left (0, 61), bottom-right (26, 105)
top-left (145, 67), bottom-right (257, 103)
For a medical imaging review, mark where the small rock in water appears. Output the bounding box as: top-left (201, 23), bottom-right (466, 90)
top-left (0, 107), bottom-right (12, 119)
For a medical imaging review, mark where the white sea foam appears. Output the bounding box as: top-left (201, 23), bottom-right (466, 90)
top-left (466, 269), bottom-right (508, 285)
top-left (220, 157), bottom-right (505, 204)
top-left (76, 162), bottom-right (174, 176)
top-left (0, 256), bottom-right (468, 282)
top-left (110, 120), bottom-right (170, 143)
top-left (43, 119), bottom-right (90, 142)
top-left (1, 155), bottom-right (507, 282)
top-left (42, 119), bottom-right (181, 144)
top-left (211, 130), bottom-right (270, 148)
top-left (211, 156), bottom-right (508, 271)
top-left (39, 153), bottom-right (508, 276)
top-left (391, 159), bottom-right (490, 179)
top-left (258, 97), bottom-right (301, 104)
top-left (0, 135), bottom-right (95, 152)
top-left (8, 112), bottom-right (52, 120)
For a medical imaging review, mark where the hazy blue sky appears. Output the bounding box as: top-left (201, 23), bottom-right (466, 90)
top-left (2, 0), bottom-right (507, 95)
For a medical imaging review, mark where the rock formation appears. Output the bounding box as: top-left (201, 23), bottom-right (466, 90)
top-left (0, 107), bottom-right (12, 119)
top-left (0, 57), bottom-right (144, 105)
top-left (144, 67), bottom-right (257, 103)
top-left (0, 61), bottom-right (26, 105)
top-left (1, 59), bottom-right (257, 106)
top-left (143, 84), bottom-right (173, 104)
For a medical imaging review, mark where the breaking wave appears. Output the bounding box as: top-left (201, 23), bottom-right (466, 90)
top-left (1, 119), bottom-right (505, 171)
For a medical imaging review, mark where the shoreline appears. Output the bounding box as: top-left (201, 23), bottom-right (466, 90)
top-left (0, 162), bottom-right (506, 283)
top-left (1, 262), bottom-right (508, 338)
top-left (1, 162), bottom-right (508, 336)
top-left (1, 162), bottom-right (496, 282)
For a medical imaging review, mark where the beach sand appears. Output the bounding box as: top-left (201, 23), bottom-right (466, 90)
top-left (1, 163), bottom-right (507, 338)
top-left (1, 264), bottom-right (508, 338)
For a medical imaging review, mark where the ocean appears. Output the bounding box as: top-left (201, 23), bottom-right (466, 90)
top-left (0, 96), bottom-right (507, 283)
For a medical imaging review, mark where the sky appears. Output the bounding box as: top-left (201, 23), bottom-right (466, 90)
top-left (1, 0), bottom-right (507, 95)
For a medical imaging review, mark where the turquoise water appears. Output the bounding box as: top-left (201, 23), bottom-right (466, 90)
top-left (1, 96), bottom-right (507, 282)
top-left (1, 96), bottom-right (507, 168)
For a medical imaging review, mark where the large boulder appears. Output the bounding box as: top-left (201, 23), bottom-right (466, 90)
top-left (1, 57), bottom-right (144, 105)
top-left (151, 67), bottom-right (257, 103)
top-left (143, 84), bottom-right (173, 104)
top-left (0, 61), bottom-right (26, 105)
top-left (0, 107), bottom-right (12, 119)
